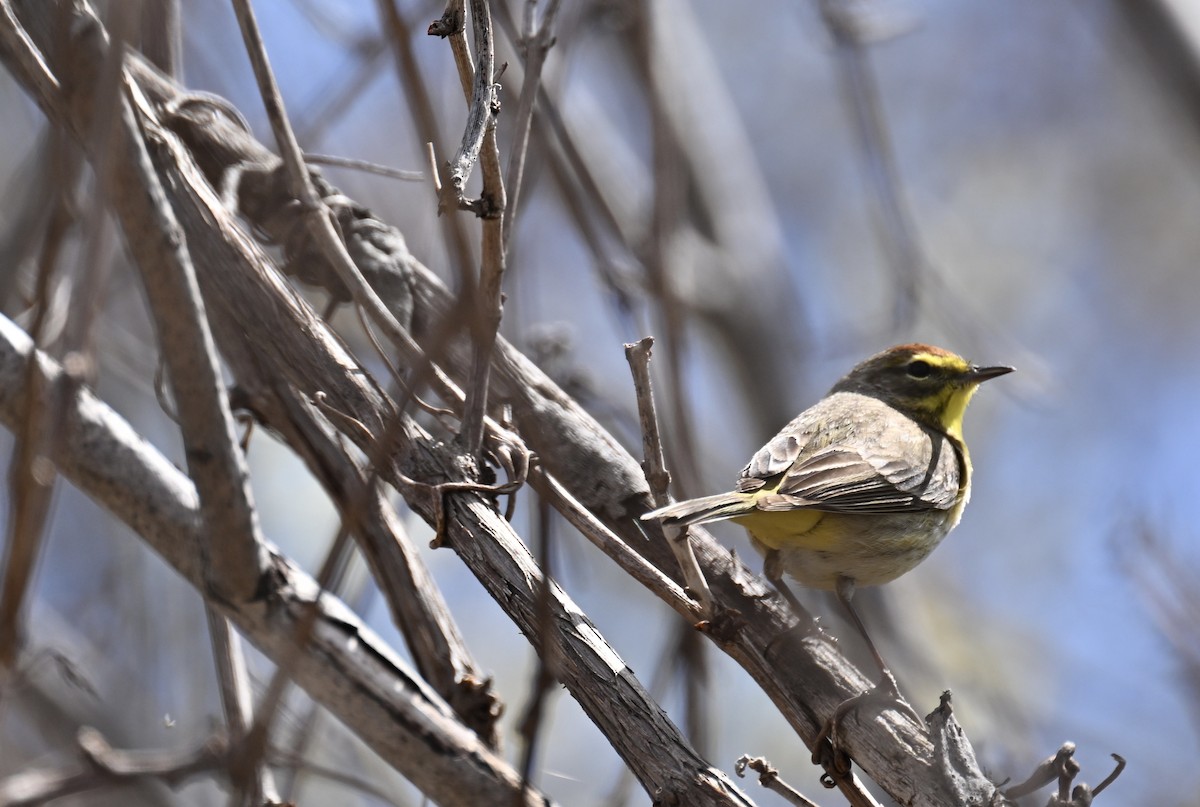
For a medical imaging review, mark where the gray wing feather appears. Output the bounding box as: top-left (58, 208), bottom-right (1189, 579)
top-left (739, 392), bottom-right (962, 514)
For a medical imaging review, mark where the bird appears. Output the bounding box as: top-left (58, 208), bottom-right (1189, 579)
top-left (641, 343), bottom-right (1012, 768)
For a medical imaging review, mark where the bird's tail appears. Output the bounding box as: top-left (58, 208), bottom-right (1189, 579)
top-left (641, 492), bottom-right (755, 527)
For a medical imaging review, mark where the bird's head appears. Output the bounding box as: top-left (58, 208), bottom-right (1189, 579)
top-left (831, 344), bottom-right (1013, 439)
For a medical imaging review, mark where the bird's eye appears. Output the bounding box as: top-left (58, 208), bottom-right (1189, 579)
top-left (906, 359), bottom-right (932, 378)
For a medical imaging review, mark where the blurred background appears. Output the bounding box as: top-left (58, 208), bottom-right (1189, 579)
top-left (2, 0), bottom-right (1199, 804)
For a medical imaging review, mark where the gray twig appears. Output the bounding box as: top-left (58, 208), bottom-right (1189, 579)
top-left (376, 0), bottom-right (475, 291)
top-left (1003, 740), bottom-right (1125, 805)
top-left (625, 336), bottom-right (713, 615)
top-left (818, 0), bottom-right (921, 330)
top-left (0, 728), bottom-right (226, 806)
top-left (303, 152), bottom-right (423, 181)
top-left (532, 465), bottom-right (703, 622)
top-left (0, 136), bottom-right (75, 669)
top-left (206, 607), bottom-right (280, 804)
top-left (503, 0), bottom-right (561, 246)
top-left (735, 756), bottom-right (821, 807)
top-left (442, 0), bottom-right (508, 457)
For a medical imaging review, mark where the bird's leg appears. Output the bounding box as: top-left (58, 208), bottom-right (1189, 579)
top-left (812, 576), bottom-right (922, 778)
top-left (763, 548), bottom-right (808, 618)
top-left (835, 576), bottom-right (907, 700)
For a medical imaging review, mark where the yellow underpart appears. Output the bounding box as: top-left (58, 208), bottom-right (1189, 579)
top-left (732, 508), bottom-right (828, 551)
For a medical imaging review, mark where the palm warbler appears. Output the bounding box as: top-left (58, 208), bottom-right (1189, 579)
top-left (642, 344), bottom-right (1012, 722)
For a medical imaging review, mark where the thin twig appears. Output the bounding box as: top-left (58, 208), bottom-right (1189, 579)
top-left (531, 466), bottom-right (702, 622)
top-left (233, 525), bottom-right (353, 795)
top-left (735, 756), bottom-right (820, 807)
top-left (430, 0), bottom-right (473, 97)
top-left (0, 140), bottom-right (76, 668)
top-left (303, 152), bottom-right (423, 181)
top-left (441, 12), bottom-right (493, 206)
top-left (0, 729), bottom-right (227, 807)
top-left (625, 337), bottom-right (713, 615)
top-left (818, 0), bottom-right (921, 330)
top-left (206, 607), bottom-right (280, 804)
top-left (449, 0), bottom-right (508, 456)
top-left (503, 0), bottom-right (561, 247)
top-left (1092, 754), bottom-right (1126, 797)
top-left (0, 0), bottom-right (60, 111)
top-left (376, 0), bottom-right (475, 291)
top-left (229, 0), bottom-right (313, 208)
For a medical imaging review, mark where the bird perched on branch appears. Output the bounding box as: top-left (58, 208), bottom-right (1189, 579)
top-left (642, 343), bottom-right (1012, 770)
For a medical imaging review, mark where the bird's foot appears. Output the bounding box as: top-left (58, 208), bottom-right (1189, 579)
top-left (811, 670), bottom-right (921, 785)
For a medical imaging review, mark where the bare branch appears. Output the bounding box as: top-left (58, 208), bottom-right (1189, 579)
top-left (0, 728), bottom-right (226, 807)
top-left (375, 0), bottom-right (475, 289)
top-left (302, 152), bottom-right (423, 181)
top-left (206, 608), bottom-right (279, 803)
top-left (625, 336), bottom-right (713, 615)
top-left (0, 179), bottom-right (72, 669)
top-left (229, 0), bottom-right (313, 209)
top-left (532, 466), bottom-right (701, 622)
top-left (119, 77), bottom-right (268, 602)
top-left (0, 0), bottom-right (59, 111)
top-left (442, 0), bottom-right (508, 456)
top-left (0, 314), bottom-right (550, 807)
top-left (503, 0), bottom-right (561, 246)
top-left (818, 0), bottom-right (923, 329)
top-left (735, 756), bottom-right (821, 807)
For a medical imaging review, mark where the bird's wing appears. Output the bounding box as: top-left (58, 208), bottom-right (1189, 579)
top-left (739, 392), bottom-right (963, 514)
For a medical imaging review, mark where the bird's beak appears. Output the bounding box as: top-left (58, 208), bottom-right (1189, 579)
top-left (966, 364), bottom-right (1014, 383)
